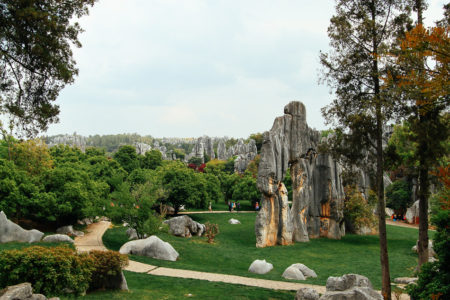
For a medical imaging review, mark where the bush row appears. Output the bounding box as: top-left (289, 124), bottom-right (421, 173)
top-left (0, 246), bottom-right (128, 296)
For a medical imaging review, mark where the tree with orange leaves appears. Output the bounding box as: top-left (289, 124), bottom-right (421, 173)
top-left (387, 3), bottom-right (449, 269)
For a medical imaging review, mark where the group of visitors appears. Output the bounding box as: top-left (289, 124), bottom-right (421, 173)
top-left (228, 201), bottom-right (241, 212)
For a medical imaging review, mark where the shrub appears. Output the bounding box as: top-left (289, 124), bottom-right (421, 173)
top-left (205, 222), bottom-right (219, 244)
top-left (386, 180), bottom-right (412, 215)
top-left (0, 246), bottom-right (94, 296)
top-left (344, 186), bottom-right (377, 233)
top-left (88, 250), bottom-right (129, 291)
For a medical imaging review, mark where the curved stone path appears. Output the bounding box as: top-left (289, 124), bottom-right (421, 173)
top-left (74, 219), bottom-right (410, 298)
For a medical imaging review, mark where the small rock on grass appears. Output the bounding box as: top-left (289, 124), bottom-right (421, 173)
top-left (248, 259), bottom-right (273, 274)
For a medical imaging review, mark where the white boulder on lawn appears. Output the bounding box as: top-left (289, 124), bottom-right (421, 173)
top-left (119, 236), bottom-right (179, 261)
top-left (42, 234), bottom-right (74, 244)
top-left (282, 263), bottom-right (317, 280)
top-left (248, 259), bottom-right (273, 274)
top-left (0, 211), bottom-right (44, 243)
top-left (228, 218), bottom-right (241, 224)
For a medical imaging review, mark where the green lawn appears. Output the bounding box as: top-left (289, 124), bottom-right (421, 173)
top-left (61, 271), bottom-right (295, 300)
top-left (103, 213), bottom-right (430, 290)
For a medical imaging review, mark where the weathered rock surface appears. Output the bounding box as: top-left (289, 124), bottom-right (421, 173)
top-left (255, 102), bottom-right (345, 247)
top-left (119, 236), bottom-right (179, 261)
top-left (0, 211), bottom-right (44, 243)
top-left (164, 215), bottom-right (205, 237)
top-left (412, 240), bottom-right (435, 257)
top-left (394, 277), bottom-right (417, 284)
top-left (56, 225), bottom-right (84, 237)
top-left (248, 259), bottom-right (273, 274)
top-left (228, 218), bottom-right (241, 225)
top-left (295, 288), bottom-right (320, 300)
top-left (0, 282), bottom-right (59, 300)
top-left (321, 274), bottom-right (383, 300)
top-left (126, 228), bottom-right (139, 240)
top-left (282, 263), bottom-right (317, 280)
top-left (405, 200), bottom-right (419, 224)
top-left (42, 234), bottom-right (74, 244)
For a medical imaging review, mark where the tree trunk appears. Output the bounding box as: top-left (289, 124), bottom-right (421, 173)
top-left (415, 0), bottom-right (430, 271)
top-left (371, 2), bottom-right (391, 298)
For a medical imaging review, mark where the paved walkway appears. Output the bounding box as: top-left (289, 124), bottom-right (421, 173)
top-left (74, 219), bottom-right (410, 298)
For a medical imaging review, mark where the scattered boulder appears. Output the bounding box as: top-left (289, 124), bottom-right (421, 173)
top-left (295, 288), bottom-right (320, 300)
top-left (394, 277), bottom-right (418, 285)
top-left (405, 200), bottom-right (419, 224)
top-left (119, 236), bottom-right (179, 261)
top-left (77, 218), bottom-right (93, 226)
top-left (0, 211), bottom-right (44, 243)
top-left (42, 234), bottom-right (74, 244)
top-left (248, 259), bottom-right (273, 275)
top-left (228, 219), bottom-right (241, 225)
top-left (0, 282), bottom-right (58, 300)
top-left (282, 265), bottom-right (305, 280)
top-left (321, 274), bottom-right (382, 300)
top-left (282, 263), bottom-right (317, 280)
top-left (164, 215), bottom-right (205, 237)
top-left (56, 225), bottom-right (84, 237)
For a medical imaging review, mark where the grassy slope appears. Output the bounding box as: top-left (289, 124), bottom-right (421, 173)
top-left (0, 241), bottom-right (75, 251)
top-left (61, 271), bottom-right (295, 300)
top-left (104, 213), bottom-right (430, 290)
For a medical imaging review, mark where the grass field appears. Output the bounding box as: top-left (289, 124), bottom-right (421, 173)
top-left (103, 212), bottom-right (430, 290)
top-left (60, 271), bottom-right (296, 300)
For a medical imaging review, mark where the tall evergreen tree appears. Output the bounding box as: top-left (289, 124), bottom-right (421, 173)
top-left (319, 1), bottom-right (411, 298)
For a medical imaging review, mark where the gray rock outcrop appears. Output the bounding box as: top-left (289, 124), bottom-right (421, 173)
top-left (164, 215), bottom-right (205, 237)
top-left (248, 259), bottom-right (273, 274)
top-left (0, 283), bottom-right (59, 300)
top-left (321, 274), bottom-right (383, 300)
top-left (0, 211), bottom-right (44, 243)
top-left (394, 277), bottom-right (417, 284)
top-left (412, 240), bottom-right (435, 257)
top-left (56, 225), bottom-right (84, 237)
top-left (295, 288), bottom-right (320, 300)
top-left (119, 236), bottom-right (179, 261)
top-left (255, 102), bottom-right (345, 247)
top-left (126, 228), bottom-right (139, 240)
top-left (405, 200), bottom-right (419, 224)
top-left (42, 234), bottom-right (74, 244)
top-left (282, 263), bottom-right (317, 281)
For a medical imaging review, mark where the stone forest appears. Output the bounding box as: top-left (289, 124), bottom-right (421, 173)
top-left (0, 1), bottom-right (448, 300)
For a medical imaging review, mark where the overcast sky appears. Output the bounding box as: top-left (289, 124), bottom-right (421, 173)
top-left (44, 0), bottom-right (447, 138)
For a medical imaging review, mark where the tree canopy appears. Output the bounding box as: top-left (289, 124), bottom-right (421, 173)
top-left (0, 0), bottom-right (96, 136)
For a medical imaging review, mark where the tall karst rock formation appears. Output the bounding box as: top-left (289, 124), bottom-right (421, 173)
top-left (255, 101), bottom-right (345, 247)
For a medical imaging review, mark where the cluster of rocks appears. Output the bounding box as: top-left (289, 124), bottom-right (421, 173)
top-left (185, 136), bottom-right (216, 163)
top-left (0, 283), bottom-right (59, 300)
top-left (119, 236), bottom-right (179, 261)
top-left (46, 134), bottom-right (87, 152)
top-left (255, 102), bottom-right (382, 248)
top-left (164, 215), bottom-right (205, 238)
top-left (247, 259), bottom-right (317, 282)
top-left (0, 211), bottom-right (80, 245)
top-left (295, 274), bottom-right (383, 300)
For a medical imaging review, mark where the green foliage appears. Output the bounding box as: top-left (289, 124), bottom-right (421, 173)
top-left (88, 250), bottom-right (129, 291)
top-left (224, 157), bottom-right (236, 174)
top-left (344, 186), bottom-right (377, 233)
top-left (141, 149), bottom-right (163, 170)
top-left (231, 173), bottom-right (259, 204)
top-left (218, 172), bottom-right (240, 201)
top-left (204, 159), bottom-right (226, 175)
top-left (408, 168), bottom-right (450, 299)
top-left (386, 180), bottom-right (412, 214)
top-left (282, 168), bottom-right (293, 200)
top-left (245, 155), bottom-right (260, 177)
top-left (0, 246), bottom-right (94, 296)
top-left (321, 129), bottom-right (334, 138)
top-left (0, 0), bottom-right (97, 136)
top-left (113, 145), bottom-right (139, 174)
top-left (108, 177), bottom-right (163, 239)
